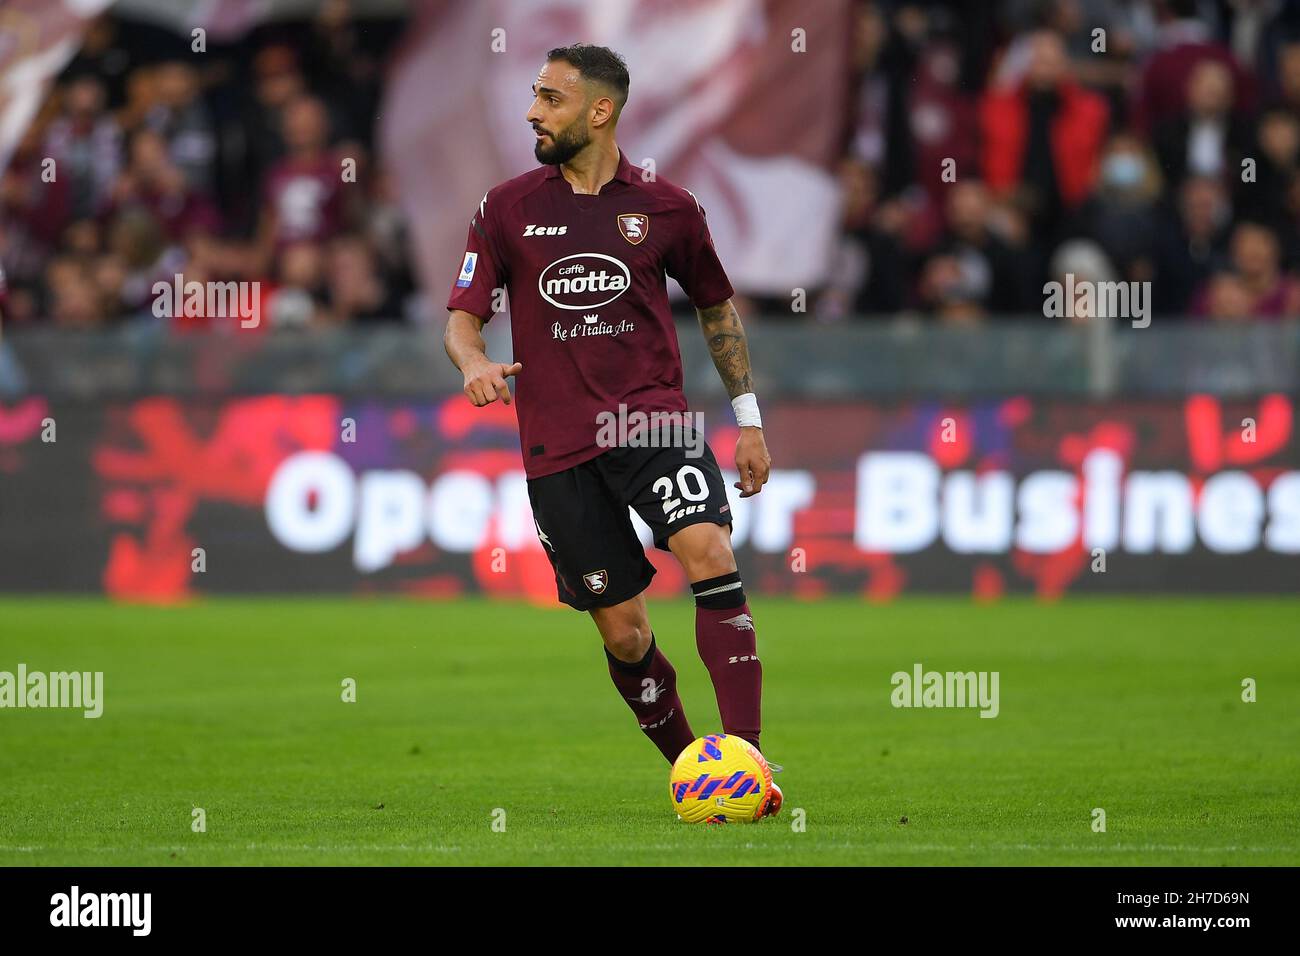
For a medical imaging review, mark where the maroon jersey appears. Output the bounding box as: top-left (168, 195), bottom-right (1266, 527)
top-left (446, 149), bottom-right (733, 479)
top-left (263, 155), bottom-right (345, 246)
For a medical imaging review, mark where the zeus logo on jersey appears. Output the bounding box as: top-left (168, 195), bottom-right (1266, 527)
top-left (522, 224), bottom-right (567, 236)
top-left (538, 253), bottom-right (630, 310)
top-left (456, 252), bottom-right (477, 288)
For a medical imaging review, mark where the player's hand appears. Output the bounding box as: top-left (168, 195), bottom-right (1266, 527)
top-left (462, 359), bottom-right (522, 406)
top-left (733, 426), bottom-right (771, 498)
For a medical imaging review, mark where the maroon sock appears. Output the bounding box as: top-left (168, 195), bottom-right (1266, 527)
top-left (605, 635), bottom-right (696, 763)
top-left (693, 572), bottom-right (762, 751)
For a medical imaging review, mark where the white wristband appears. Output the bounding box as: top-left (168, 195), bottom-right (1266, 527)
top-left (731, 392), bottom-right (762, 428)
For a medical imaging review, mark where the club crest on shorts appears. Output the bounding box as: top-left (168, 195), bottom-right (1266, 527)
top-left (583, 569), bottom-right (609, 593)
top-left (616, 213), bottom-right (649, 245)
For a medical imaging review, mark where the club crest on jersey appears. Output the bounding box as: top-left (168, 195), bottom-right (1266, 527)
top-left (617, 213), bottom-right (649, 245)
top-left (583, 569), bottom-right (609, 594)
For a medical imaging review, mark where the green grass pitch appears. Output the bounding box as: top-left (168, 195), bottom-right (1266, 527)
top-left (1, 596), bottom-right (1296, 866)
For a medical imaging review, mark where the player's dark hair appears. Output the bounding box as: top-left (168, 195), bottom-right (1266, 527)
top-left (547, 44), bottom-right (630, 114)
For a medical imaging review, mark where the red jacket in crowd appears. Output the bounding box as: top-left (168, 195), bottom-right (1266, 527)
top-left (979, 80), bottom-right (1110, 210)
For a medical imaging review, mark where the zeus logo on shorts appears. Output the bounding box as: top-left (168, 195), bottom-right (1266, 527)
top-left (666, 503), bottom-right (705, 524)
top-left (456, 252), bottom-right (477, 287)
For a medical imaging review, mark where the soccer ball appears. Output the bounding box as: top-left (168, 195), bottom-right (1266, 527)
top-left (669, 733), bottom-right (774, 823)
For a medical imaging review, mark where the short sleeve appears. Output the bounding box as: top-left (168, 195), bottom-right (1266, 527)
top-left (446, 193), bottom-right (507, 320)
top-left (664, 193), bottom-right (734, 309)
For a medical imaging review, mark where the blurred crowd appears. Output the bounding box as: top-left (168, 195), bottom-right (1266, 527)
top-left (813, 0), bottom-right (1300, 323)
top-left (0, 4), bottom-right (410, 330)
top-left (2, 0), bottom-right (1300, 329)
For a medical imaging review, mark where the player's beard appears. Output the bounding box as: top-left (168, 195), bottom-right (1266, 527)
top-left (533, 119), bottom-right (590, 166)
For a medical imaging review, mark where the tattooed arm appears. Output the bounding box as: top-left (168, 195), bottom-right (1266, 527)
top-left (697, 298), bottom-right (753, 398)
top-left (697, 299), bottom-right (771, 497)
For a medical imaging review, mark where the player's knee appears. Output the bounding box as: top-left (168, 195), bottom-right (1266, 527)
top-left (671, 524), bottom-right (736, 580)
top-left (603, 624), bottom-right (651, 663)
top-left (691, 537), bottom-right (737, 580)
top-left (590, 599), bottom-right (652, 663)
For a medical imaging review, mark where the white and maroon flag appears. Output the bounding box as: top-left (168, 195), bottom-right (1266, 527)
top-left (0, 0), bottom-right (115, 172)
top-left (382, 0), bottom-right (851, 300)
